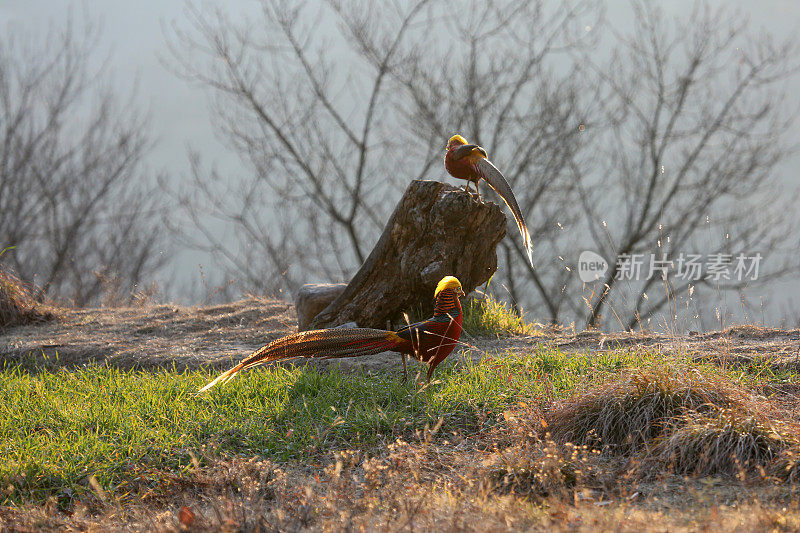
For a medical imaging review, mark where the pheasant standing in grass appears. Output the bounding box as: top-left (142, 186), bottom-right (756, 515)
top-left (444, 134), bottom-right (534, 268)
top-left (199, 276), bottom-right (465, 392)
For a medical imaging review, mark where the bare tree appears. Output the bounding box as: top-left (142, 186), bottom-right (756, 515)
top-left (0, 15), bottom-right (166, 306)
top-left (577, 1), bottom-right (799, 330)
top-left (166, 1), bottom-right (418, 294)
top-left (167, 0), bottom-right (600, 304)
top-left (169, 0), bottom-right (798, 330)
top-left (360, 0), bottom-right (601, 320)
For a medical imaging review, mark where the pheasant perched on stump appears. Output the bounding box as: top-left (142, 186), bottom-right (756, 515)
top-left (198, 276), bottom-right (465, 392)
top-left (444, 134), bottom-right (534, 268)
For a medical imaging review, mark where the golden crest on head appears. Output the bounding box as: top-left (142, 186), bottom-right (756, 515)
top-left (446, 134), bottom-right (468, 149)
top-left (434, 275), bottom-right (463, 297)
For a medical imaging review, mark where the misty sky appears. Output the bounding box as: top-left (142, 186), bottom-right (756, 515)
top-left (2, 1), bottom-right (799, 321)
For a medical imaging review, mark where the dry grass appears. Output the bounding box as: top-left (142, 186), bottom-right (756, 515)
top-left (3, 301), bottom-right (800, 530)
top-left (0, 297), bottom-right (297, 372)
top-left (2, 295), bottom-right (798, 374)
top-left (542, 363), bottom-right (800, 483)
top-left (545, 365), bottom-right (749, 452)
top-left (655, 410), bottom-right (796, 477)
top-left (488, 437), bottom-right (604, 500)
top-left (773, 449), bottom-right (800, 483)
top-left (3, 431), bottom-right (800, 532)
top-left (0, 268), bottom-right (55, 330)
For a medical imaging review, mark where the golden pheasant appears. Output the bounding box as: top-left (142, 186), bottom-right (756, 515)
top-left (444, 134), bottom-right (534, 267)
top-left (198, 276), bottom-right (465, 392)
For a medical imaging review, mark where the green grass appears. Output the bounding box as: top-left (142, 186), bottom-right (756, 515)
top-left (1, 346), bottom-right (797, 504)
top-left (462, 294), bottom-right (536, 336)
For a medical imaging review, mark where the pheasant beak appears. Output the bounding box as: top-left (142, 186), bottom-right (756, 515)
top-left (457, 287), bottom-right (465, 298)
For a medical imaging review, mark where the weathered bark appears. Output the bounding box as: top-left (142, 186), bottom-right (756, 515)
top-left (310, 180), bottom-right (507, 329)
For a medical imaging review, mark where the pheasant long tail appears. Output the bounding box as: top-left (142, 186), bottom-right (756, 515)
top-left (198, 328), bottom-right (402, 393)
top-left (476, 158), bottom-right (534, 268)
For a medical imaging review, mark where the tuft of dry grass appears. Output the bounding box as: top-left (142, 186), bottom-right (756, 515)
top-left (772, 448), bottom-right (800, 483)
top-left (0, 268), bottom-right (55, 329)
top-left (655, 410), bottom-right (796, 477)
top-left (488, 437), bottom-right (602, 500)
top-left (545, 365), bottom-right (749, 452)
top-left (541, 363), bottom-right (800, 481)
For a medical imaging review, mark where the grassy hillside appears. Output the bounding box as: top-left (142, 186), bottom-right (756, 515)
top-left (2, 342), bottom-right (799, 530)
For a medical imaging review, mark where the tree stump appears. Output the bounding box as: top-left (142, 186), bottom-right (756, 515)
top-left (309, 180), bottom-right (507, 330)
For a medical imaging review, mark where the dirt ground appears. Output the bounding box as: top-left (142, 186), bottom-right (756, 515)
top-left (2, 296), bottom-right (799, 376)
